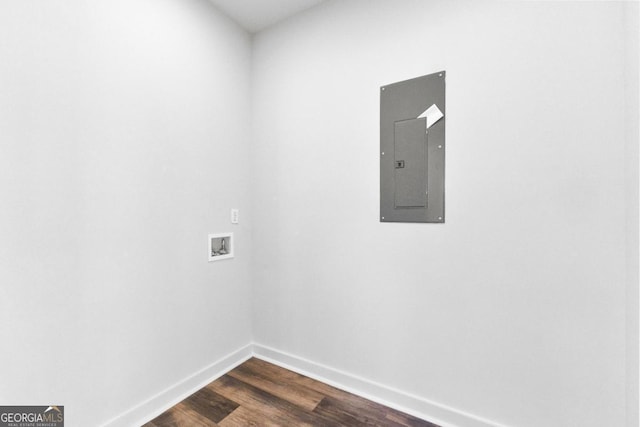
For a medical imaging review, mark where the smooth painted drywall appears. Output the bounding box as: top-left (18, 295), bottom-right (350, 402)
top-left (625, 3), bottom-right (640, 427)
top-left (625, 4), bottom-right (640, 427)
top-left (251, 1), bottom-right (634, 426)
top-left (0, 0), bottom-right (252, 425)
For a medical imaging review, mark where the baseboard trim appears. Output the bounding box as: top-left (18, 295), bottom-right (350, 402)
top-left (100, 343), bottom-right (253, 427)
top-left (252, 343), bottom-right (507, 427)
top-left (101, 342), bottom-right (507, 427)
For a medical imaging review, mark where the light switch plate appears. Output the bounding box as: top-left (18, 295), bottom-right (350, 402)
top-left (230, 209), bottom-right (239, 224)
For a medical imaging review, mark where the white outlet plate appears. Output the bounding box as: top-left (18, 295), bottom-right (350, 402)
top-left (230, 209), bottom-right (239, 224)
top-left (208, 233), bottom-right (234, 262)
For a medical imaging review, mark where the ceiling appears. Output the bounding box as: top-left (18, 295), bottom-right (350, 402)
top-left (208, 0), bottom-right (325, 33)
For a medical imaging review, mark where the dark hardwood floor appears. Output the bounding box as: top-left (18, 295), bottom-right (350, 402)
top-left (144, 357), bottom-right (440, 426)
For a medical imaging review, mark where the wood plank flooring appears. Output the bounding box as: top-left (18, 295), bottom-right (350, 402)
top-left (144, 358), bottom-right (440, 427)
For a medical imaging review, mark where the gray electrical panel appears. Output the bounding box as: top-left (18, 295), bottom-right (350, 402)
top-left (380, 71), bottom-right (445, 223)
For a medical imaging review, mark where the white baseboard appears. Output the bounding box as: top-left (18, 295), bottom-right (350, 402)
top-left (100, 343), bottom-right (253, 427)
top-left (101, 342), bottom-right (507, 427)
top-left (252, 343), bottom-right (507, 427)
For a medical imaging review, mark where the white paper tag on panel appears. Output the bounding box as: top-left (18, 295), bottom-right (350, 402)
top-left (417, 104), bottom-right (444, 129)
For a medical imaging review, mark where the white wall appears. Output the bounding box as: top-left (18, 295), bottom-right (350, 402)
top-left (0, 0), bottom-right (252, 425)
top-left (624, 4), bottom-right (640, 427)
top-left (251, 1), bottom-right (634, 426)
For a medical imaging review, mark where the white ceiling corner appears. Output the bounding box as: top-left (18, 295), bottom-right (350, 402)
top-left (208, 0), bottom-right (325, 33)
